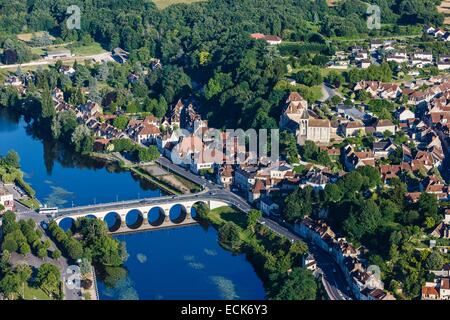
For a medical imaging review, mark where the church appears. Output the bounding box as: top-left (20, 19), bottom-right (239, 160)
top-left (279, 92), bottom-right (331, 145)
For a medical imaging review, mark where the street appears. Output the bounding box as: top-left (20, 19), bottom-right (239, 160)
top-left (260, 217), bottom-right (352, 300)
top-left (320, 83), bottom-right (342, 102)
top-left (13, 205), bottom-right (82, 300)
top-left (13, 155), bottom-right (353, 300)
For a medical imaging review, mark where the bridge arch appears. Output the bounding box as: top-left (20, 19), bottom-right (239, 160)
top-left (126, 209), bottom-right (144, 230)
top-left (59, 217), bottom-right (76, 232)
top-left (169, 204), bottom-right (188, 224)
top-left (148, 207), bottom-right (165, 227)
top-left (104, 212), bottom-right (122, 232)
top-left (190, 201), bottom-right (209, 220)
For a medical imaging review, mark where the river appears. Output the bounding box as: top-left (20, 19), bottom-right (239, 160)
top-left (0, 110), bottom-right (266, 300)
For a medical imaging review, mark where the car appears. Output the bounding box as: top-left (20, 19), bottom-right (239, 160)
top-left (333, 268), bottom-right (337, 273)
top-left (260, 221), bottom-right (266, 225)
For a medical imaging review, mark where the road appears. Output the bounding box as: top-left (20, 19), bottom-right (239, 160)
top-left (320, 83), bottom-right (341, 102)
top-left (57, 157), bottom-right (251, 217)
top-left (12, 210), bottom-right (82, 300)
top-left (0, 52), bottom-right (113, 70)
top-left (259, 217), bottom-right (352, 300)
top-left (21, 156), bottom-right (353, 300)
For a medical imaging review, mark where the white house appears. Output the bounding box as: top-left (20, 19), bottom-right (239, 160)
top-left (260, 197), bottom-right (280, 216)
top-left (0, 187), bottom-right (14, 213)
top-left (398, 108), bottom-right (415, 122)
top-left (414, 52), bottom-right (433, 61)
top-left (359, 60), bottom-right (371, 69)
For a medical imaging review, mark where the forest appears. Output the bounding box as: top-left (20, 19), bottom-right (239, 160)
top-left (0, 0), bottom-right (445, 130)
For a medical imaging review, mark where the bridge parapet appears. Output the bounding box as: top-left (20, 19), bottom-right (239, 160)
top-left (53, 196), bottom-right (229, 232)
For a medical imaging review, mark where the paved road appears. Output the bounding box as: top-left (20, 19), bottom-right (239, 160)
top-left (48, 156), bottom-right (353, 300)
top-left (57, 157), bottom-right (251, 217)
top-left (156, 157), bottom-right (217, 190)
top-left (13, 211), bottom-right (82, 300)
top-left (0, 52), bottom-right (113, 70)
top-left (259, 217), bottom-right (352, 300)
top-left (320, 83), bottom-right (341, 102)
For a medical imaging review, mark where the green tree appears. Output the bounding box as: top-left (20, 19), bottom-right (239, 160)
top-left (0, 274), bottom-right (21, 299)
top-left (324, 183), bottom-right (343, 203)
top-left (302, 140), bottom-right (318, 161)
top-left (52, 249), bottom-right (62, 260)
top-left (246, 210), bottom-right (262, 232)
top-left (40, 86), bottom-right (55, 120)
top-left (418, 192), bottom-right (439, 225)
top-left (35, 263), bottom-right (61, 298)
top-left (425, 251), bottom-right (444, 271)
top-left (18, 242), bottom-right (30, 255)
top-left (218, 222), bottom-right (242, 250)
top-left (4, 150), bottom-right (20, 168)
top-left (71, 125), bottom-right (93, 154)
top-left (270, 268), bottom-right (317, 300)
top-left (37, 247), bottom-right (47, 259)
top-left (112, 116), bottom-right (129, 131)
top-left (15, 264), bottom-right (32, 284)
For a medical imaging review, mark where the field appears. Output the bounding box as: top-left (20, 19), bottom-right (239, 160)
top-left (16, 32), bottom-right (55, 42)
top-left (152, 0), bottom-right (206, 9)
top-left (22, 284), bottom-right (51, 300)
top-left (437, 0), bottom-right (450, 25)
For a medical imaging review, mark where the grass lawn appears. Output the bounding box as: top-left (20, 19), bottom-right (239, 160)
top-left (209, 207), bottom-right (247, 229)
top-left (152, 0), bottom-right (206, 9)
top-left (17, 197), bottom-right (41, 210)
top-left (208, 206), bottom-right (259, 244)
top-left (22, 284), bottom-right (52, 300)
top-left (16, 32), bottom-right (55, 42)
top-left (70, 42), bottom-right (106, 56)
top-left (30, 47), bottom-right (45, 56)
top-left (173, 175), bottom-right (202, 193)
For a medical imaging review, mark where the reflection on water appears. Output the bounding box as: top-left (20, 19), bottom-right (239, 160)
top-left (97, 225), bottom-right (266, 300)
top-left (0, 110), bottom-right (266, 300)
top-left (0, 110), bottom-right (164, 207)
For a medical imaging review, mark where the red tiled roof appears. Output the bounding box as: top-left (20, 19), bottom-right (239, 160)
top-left (422, 286), bottom-right (439, 296)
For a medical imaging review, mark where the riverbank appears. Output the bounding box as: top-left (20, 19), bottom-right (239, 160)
top-left (90, 151), bottom-right (201, 195)
top-left (0, 153), bottom-right (41, 211)
top-left (98, 224), bottom-right (266, 300)
top-left (199, 206), bottom-right (314, 299)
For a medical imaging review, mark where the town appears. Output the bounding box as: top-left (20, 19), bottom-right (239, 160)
top-left (1, 0), bottom-right (450, 304)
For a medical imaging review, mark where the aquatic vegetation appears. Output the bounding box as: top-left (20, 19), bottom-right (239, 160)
top-left (203, 249), bottom-right (218, 256)
top-left (209, 276), bottom-right (239, 300)
top-left (137, 253), bottom-right (147, 264)
top-left (44, 186), bottom-right (74, 207)
top-left (188, 262), bottom-right (205, 270)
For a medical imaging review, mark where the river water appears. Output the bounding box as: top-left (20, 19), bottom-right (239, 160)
top-left (0, 111), bottom-right (265, 300)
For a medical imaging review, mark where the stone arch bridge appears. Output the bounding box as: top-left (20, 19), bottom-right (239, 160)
top-left (53, 194), bottom-right (234, 234)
